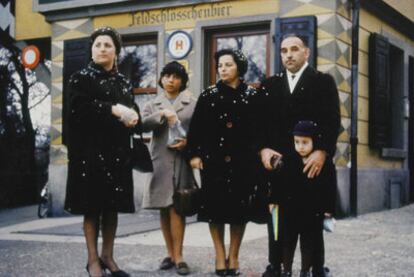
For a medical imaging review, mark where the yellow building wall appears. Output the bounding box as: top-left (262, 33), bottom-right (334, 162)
top-left (49, 0), bottom-right (280, 154)
top-left (357, 8), bottom-right (414, 168)
top-left (384, 0), bottom-right (414, 22)
top-left (94, 0), bottom-right (279, 30)
top-left (15, 0), bottom-right (51, 40)
top-left (47, 1), bottom-right (413, 170)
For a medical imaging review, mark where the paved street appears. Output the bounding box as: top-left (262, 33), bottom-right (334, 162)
top-left (0, 204), bottom-right (413, 277)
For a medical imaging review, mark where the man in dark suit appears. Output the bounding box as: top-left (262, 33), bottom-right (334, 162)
top-left (260, 34), bottom-right (340, 277)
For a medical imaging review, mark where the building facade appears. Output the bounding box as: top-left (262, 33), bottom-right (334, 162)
top-left (11, 0), bottom-right (414, 215)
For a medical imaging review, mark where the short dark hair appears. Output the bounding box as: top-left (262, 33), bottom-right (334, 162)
top-left (281, 33), bottom-right (308, 48)
top-left (214, 49), bottom-right (248, 77)
top-left (158, 61), bottom-right (189, 92)
top-left (90, 26), bottom-right (122, 55)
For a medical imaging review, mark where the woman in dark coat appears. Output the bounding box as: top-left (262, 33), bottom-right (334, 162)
top-left (187, 49), bottom-right (262, 276)
top-left (64, 26), bottom-right (138, 277)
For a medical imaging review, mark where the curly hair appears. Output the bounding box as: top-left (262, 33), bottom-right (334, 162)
top-left (214, 48), bottom-right (248, 77)
top-left (90, 26), bottom-right (122, 55)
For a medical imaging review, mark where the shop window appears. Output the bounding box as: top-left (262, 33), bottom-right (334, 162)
top-left (118, 36), bottom-right (158, 95)
top-left (369, 33), bottom-right (406, 157)
top-left (207, 26), bottom-right (270, 87)
top-left (118, 36), bottom-right (158, 140)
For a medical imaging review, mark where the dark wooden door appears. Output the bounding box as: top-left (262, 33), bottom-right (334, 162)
top-left (62, 38), bottom-right (90, 145)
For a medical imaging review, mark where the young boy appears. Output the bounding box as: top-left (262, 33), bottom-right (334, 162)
top-left (270, 120), bottom-right (336, 277)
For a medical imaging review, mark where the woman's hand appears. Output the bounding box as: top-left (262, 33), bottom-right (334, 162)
top-left (113, 104), bottom-right (139, 128)
top-left (168, 138), bottom-right (187, 151)
top-left (162, 109), bottom-right (178, 126)
top-left (112, 105), bottom-right (122, 118)
top-left (125, 117), bottom-right (139, 128)
top-left (190, 157), bottom-right (203, 170)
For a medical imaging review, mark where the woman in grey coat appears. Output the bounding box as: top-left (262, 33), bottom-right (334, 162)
top-left (141, 61), bottom-right (196, 275)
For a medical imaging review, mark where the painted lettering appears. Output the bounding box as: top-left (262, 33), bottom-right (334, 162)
top-left (130, 4), bottom-right (233, 26)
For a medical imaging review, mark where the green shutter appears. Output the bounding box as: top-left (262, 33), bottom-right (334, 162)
top-left (369, 33), bottom-right (390, 148)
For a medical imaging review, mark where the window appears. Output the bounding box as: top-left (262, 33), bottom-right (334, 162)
top-left (369, 33), bottom-right (406, 157)
top-left (206, 26), bottom-right (270, 87)
top-left (118, 36), bottom-right (158, 95)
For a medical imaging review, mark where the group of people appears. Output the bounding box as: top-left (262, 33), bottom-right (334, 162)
top-left (64, 26), bottom-right (340, 277)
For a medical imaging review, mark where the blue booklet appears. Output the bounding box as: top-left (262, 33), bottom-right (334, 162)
top-left (272, 205), bottom-right (279, 241)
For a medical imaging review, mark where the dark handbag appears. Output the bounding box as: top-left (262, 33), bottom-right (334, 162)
top-left (131, 134), bottom-right (153, 172)
top-left (172, 156), bottom-right (200, 216)
top-left (173, 185), bottom-right (201, 217)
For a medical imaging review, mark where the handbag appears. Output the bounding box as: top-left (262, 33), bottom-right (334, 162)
top-left (131, 133), bottom-right (153, 172)
top-left (172, 155), bottom-right (200, 216)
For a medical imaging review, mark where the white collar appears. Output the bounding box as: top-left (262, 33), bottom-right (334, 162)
top-left (287, 62), bottom-right (308, 93)
top-left (287, 62), bottom-right (308, 80)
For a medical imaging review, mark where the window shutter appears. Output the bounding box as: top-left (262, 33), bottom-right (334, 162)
top-left (275, 16), bottom-right (317, 73)
top-left (62, 38), bottom-right (90, 145)
top-left (369, 33), bottom-right (390, 148)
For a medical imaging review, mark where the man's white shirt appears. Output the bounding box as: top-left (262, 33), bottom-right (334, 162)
top-left (287, 62), bottom-right (308, 93)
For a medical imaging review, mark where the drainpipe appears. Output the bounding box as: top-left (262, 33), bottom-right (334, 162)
top-left (350, 0), bottom-right (360, 216)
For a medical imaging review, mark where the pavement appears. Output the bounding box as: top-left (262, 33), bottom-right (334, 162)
top-left (0, 203), bottom-right (413, 277)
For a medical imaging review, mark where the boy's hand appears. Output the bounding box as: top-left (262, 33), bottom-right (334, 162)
top-left (268, 203), bottom-right (278, 214)
top-left (190, 157), bottom-right (203, 170)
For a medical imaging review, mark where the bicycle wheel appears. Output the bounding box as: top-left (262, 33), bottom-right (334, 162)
top-left (38, 198), bottom-right (49, 218)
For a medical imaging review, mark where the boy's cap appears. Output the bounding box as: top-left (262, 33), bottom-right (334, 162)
top-left (292, 120), bottom-right (318, 137)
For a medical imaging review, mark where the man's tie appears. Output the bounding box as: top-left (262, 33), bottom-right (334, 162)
top-left (291, 74), bottom-right (296, 80)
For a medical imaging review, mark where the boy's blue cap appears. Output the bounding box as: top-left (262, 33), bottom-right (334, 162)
top-left (292, 120), bottom-right (318, 137)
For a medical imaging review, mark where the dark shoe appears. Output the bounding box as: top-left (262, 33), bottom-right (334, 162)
top-left (324, 267), bottom-right (332, 277)
top-left (215, 269), bottom-right (227, 276)
top-left (99, 259), bottom-right (130, 277)
top-left (262, 264), bottom-right (281, 277)
top-left (159, 257), bottom-right (175, 270)
top-left (299, 271), bottom-right (311, 277)
top-left (281, 271), bottom-right (292, 277)
top-left (176, 262), bottom-right (190, 275)
top-left (312, 267), bottom-right (331, 277)
top-left (227, 268), bottom-right (241, 276)
top-left (85, 263), bottom-right (104, 277)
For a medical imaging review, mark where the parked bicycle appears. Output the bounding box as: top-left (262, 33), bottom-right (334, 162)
top-left (37, 182), bottom-right (52, 218)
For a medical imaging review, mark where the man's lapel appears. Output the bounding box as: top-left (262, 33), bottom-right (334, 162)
top-left (281, 71), bottom-right (291, 95)
top-left (291, 66), bottom-right (314, 95)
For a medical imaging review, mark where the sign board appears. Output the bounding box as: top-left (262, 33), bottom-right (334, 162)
top-left (21, 45), bottom-right (40, 69)
top-left (167, 30), bottom-right (192, 59)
